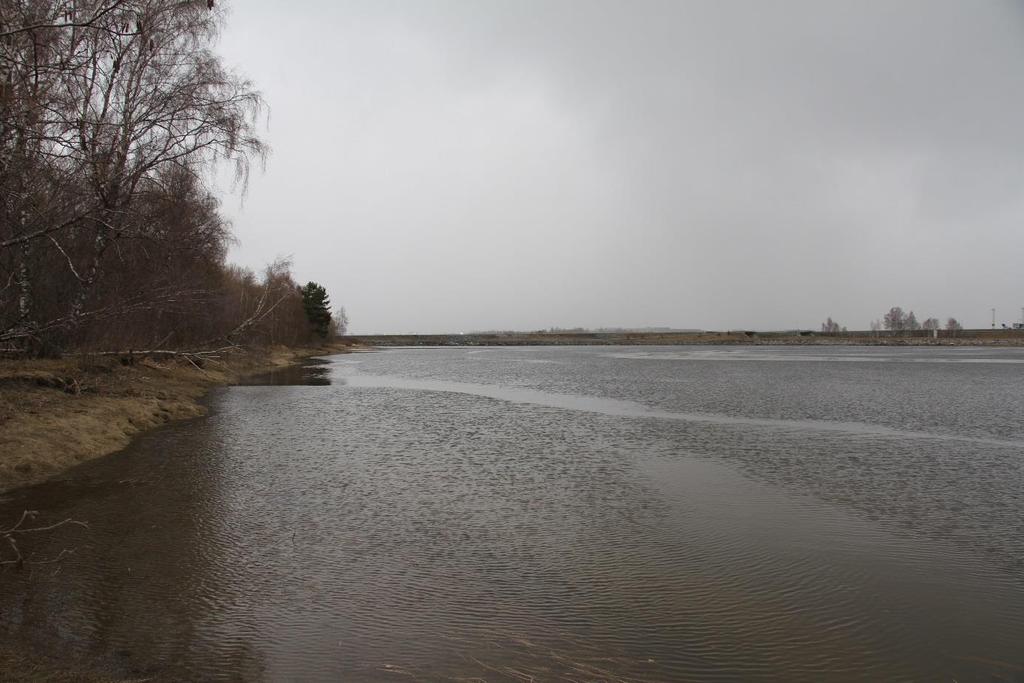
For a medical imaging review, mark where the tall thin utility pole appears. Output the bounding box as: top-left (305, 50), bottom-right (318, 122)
top-left (992, 308), bottom-right (996, 329)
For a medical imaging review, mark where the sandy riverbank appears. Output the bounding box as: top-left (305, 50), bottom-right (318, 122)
top-left (0, 342), bottom-right (353, 494)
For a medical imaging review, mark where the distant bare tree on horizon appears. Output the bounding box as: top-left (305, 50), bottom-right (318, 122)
top-left (333, 306), bottom-right (349, 336)
top-left (883, 307), bottom-right (907, 331)
top-left (820, 317), bottom-right (842, 335)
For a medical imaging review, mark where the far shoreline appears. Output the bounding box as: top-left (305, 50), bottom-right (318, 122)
top-left (345, 329), bottom-right (1024, 347)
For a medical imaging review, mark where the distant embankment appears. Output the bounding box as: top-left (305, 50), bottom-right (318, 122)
top-left (344, 330), bottom-right (1024, 347)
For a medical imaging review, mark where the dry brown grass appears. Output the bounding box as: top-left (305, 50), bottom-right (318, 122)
top-left (0, 342), bottom-right (351, 493)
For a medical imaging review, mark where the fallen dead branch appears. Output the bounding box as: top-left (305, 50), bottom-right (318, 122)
top-left (81, 344), bottom-right (246, 370)
top-left (1, 511), bottom-right (88, 570)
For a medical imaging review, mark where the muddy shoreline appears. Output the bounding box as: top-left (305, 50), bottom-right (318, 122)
top-left (1, 344), bottom-right (353, 682)
top-left (0, 342), bottom-right (354, 494)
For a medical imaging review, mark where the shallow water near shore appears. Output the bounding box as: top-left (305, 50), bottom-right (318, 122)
top-left (2, 345), bottom-right (1024, 681)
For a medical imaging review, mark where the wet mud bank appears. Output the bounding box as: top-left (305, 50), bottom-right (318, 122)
top-left (0, 342), bottom-right (354, 493)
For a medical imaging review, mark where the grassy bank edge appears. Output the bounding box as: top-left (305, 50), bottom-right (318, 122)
top-left (0, 341), bottom-right (356, 495)
top-left (0, 342), bottom-right (359, 682)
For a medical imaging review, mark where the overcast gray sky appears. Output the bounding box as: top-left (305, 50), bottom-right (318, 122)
top-left (216, 1), bottom-right (1024, 334)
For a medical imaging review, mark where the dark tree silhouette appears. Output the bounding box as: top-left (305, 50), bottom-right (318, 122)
top-left (300, 282), bottom-right (332, 339)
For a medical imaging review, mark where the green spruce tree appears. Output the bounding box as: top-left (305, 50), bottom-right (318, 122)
top-left (300, 282), bottom-right (332, 338)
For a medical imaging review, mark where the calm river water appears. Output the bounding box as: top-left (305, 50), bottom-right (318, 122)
top-left (2, 345), bottom-right (1024, 681)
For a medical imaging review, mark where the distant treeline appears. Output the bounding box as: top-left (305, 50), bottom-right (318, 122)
top-left (823, 308), bottom-right (965, 335)
top-left (0, 1), bottom-right (336, 355)
top-left (471, 327), bottom-right (704, 335)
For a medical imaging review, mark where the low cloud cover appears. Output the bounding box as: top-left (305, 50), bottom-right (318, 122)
top-left (218, 1), bottom-right (1024, 333)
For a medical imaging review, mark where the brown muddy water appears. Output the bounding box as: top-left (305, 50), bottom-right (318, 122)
top-left (2, 346), bottom-right (1024, 681)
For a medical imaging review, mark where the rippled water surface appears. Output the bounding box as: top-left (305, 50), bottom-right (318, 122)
top-left (2, 346), bottom-right (1024, 681)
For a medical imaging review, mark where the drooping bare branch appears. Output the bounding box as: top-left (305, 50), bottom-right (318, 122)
top-left (0, 0), bottom-right (134, 39)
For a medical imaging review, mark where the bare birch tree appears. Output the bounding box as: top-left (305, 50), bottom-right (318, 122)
top-left (0, 0), bottom-right (268, 350)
